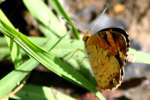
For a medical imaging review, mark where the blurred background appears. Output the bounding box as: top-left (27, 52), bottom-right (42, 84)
top-left (0, 0), bottom-right (150, 100)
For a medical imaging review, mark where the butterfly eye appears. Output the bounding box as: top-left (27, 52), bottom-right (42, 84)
top-left (83, 34), bottom-right (90, 42)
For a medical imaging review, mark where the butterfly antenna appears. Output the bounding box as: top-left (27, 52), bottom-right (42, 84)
top-left (101, 7), bottom-right (108, 15)
top-left (90, 2), bottom-right (111, 33)
top-left (90, 7), bottom-right (108, 33)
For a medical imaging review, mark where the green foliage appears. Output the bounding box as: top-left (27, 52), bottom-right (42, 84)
top-left (0, 0), bottom-right (103, 99)
top-left (0, 0), bottom-right (150, 100)
top-left (11, 84), bottom-right (76, 100)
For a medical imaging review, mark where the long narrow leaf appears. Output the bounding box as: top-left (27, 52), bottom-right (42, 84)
top-left (0, 7), bottom-right (22, 67)
top-left (50, 0), bottom-right (80, 39)
top-left (12, 84), bottom-right (75, 100)
top-left (128, 48), bottom-right (150, 64)
top-left (23, 0), bottom-right (67, 38)
top-left (0, 58), bottom-right (38, 98)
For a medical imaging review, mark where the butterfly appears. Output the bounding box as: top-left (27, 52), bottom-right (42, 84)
top-left (83, 15), bottom-right (129, 90)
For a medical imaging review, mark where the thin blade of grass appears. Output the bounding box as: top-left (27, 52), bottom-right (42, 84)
top-left (128, 48), bottom-right (150, 64)
top-left (49, 0), bottom-right (80, 39)
top-left (0, 58), bottom-right (38, 98)
top-left (0, 8), bottom-right (22, 68)
top-left (11, 84), bottom-right (75, 100)
top-left (23, 0), bottom-right (67, 38)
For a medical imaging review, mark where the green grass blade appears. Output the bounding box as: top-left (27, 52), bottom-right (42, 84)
top-left (128, 48), bottom-right (150, 64)
top-left (0, 9), bottom-right (22, 67)
top-left (0, 58), bottom-right (38, 98)
top-left (50, 0), bottom-right (80, 39)
top-left (0, 47), bottom-right (9, 60)
top-left (11, 84), bottom-right (75, 100)
top-left (23, 0), bottom-right (67, 38)
top-left (0, 9), bottom-right (98, 95)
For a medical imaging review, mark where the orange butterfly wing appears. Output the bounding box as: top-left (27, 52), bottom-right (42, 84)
top-left (84, 29), bottom-right (128, 90)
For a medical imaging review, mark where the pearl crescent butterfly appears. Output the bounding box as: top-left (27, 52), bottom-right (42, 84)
top-left (83, 28), bottom-right (129, 90)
